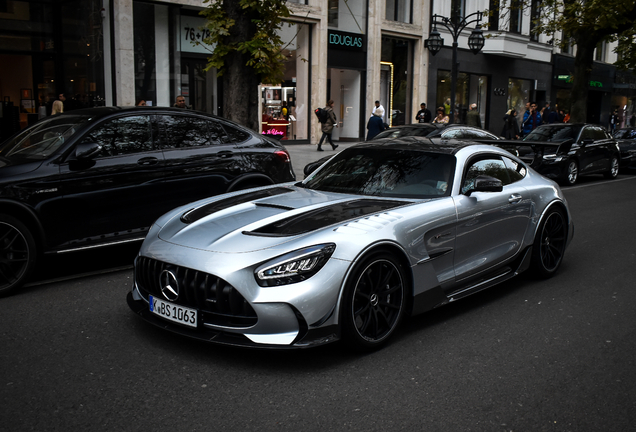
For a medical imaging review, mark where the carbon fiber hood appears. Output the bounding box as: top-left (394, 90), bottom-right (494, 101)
top-left (157, 185), bottom-right (410, 253)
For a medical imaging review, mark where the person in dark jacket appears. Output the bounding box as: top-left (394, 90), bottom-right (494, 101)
top-left (366, 112), bottom-right (386, 140)
top-left (317, 100), bottom-right (339, 151)
top-left (415, 103), bottom-right (432, 123)
top-left (501, 109), bottom-right (520, 139)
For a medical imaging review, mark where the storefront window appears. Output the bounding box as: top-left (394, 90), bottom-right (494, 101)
top-left (508, 78), bottom-right (532, 127)
top-left (436, 71), bottom-right (488, 125)
top-left (327, 68), bottom-right (362, 141)
top-left (260, 22), bottom-right (310, 141)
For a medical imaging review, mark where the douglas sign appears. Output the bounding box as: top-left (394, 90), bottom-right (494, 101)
top-left (328, 30), bottom-right (366, 52)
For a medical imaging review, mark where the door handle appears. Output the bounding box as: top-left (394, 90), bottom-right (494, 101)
top-left (508, 194), bottom-right (522, 204)
top-left (137, 157), bottom-right (159, 166)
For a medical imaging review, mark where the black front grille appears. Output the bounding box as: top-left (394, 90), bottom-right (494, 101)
top-left (135, 256), bottom-right (257, 327)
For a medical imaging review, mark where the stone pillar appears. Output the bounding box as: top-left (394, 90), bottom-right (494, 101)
top-left (112, 0), bottom-right (135, 106)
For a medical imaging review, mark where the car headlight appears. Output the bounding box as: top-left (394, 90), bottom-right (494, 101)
top-left (543, 154), bottom-right (564, 162)
top-left (255, 244), bottom-right (336, 287)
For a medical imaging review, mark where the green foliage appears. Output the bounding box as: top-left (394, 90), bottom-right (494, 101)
top-left (199, 0), bottom-right (291, 84)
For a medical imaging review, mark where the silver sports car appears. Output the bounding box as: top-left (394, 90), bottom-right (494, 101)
top-left (127, 139), bottom-right (574, 350)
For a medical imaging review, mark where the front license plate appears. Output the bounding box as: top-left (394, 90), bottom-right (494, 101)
top-left (149, 295), bottom-right (197, 328)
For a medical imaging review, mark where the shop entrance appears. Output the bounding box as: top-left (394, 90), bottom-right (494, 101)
top-left (327, 68), bottom-right (363, 142)
top-left (180, 57), bottom-right (217, 114)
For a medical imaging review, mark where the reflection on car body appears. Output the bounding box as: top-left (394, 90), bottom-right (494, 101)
top-left (127, 140), bottom-right (573, 351)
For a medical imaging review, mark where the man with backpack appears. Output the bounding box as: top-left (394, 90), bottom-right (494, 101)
top-left (317, 100), bottom-right (339, 151)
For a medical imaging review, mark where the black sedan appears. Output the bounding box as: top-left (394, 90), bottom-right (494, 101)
top-left (514, 123), bottom-right (620, 186)
top-left (0, 106), bottom-right (295, 295)
top-left (613, 127), bottom-right (636, 170)
top-left (372, 124), bottom-right (502, 142)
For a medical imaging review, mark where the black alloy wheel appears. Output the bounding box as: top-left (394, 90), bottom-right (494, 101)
top-left (604, 156), bottom-right (620, 179)
top-left (342, 252), bottom-right (406, 350)
top-left (563, 159), bottom-right (578, 186)
top-left (0, 215), bottom-right (37, 296)
top-left (530, 208), bottom-right (567, 278)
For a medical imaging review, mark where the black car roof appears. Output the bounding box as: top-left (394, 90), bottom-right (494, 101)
top-left (56, 106), bottom-right (220, 119)
top-left (350, 136), bottom-right (485, 155)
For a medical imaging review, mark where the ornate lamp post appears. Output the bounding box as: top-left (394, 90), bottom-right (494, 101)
top-left (425, 12), bottom-right (485, 123)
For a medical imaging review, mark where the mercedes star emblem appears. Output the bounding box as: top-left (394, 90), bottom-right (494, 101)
top-left (160, 270), bottom-right (179, 301)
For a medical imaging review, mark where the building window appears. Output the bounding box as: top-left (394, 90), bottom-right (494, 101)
top-left (595, 41), bottom-right (606, 62)
top-left (488, 0), bottom-right (499, 31)
top-left (530, 0), bottom-right (541, 41)
top-left (328, 0), bottom-right (366, 33)
top-left (451, 0), bottom-right (466, 24)
top-left (386, 0), bottom-right (412, 24)
top-left (508, 78), bottom-right (533, 128)
top-left (510, 0), bottom-right (522, 34)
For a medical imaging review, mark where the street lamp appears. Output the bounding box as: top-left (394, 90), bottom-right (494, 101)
top-left (425, 12), bottom-right (484, 123)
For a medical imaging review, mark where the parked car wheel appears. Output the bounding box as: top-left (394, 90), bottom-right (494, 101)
top-left (341, 251), bottom-right (406, 350)
top-left (0, 215), bottom-right (37, 297)
top-left (604, 156), bottom-right (620, 179)
top-left (562, 160), bottom-right (579, 186)
top-left (530, 208), bottom-right (567, 278)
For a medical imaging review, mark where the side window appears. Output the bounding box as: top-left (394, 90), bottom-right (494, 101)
top-left (441, 129), bottom-right (465, 139)
top-left (592, 127), bottom-right (607, 140)
top-left (157, 115), bottom-right (222, 148)
top-left (85, 115), bottom-right (152, 157)
top-left (462, 157), bottom-right (510, 194)
top-left (580, 127), bottom-right (595, 141)
top-left (220, 123), bottom-right (250, 144)
top-left (502, 156), bottom-right (526, 183)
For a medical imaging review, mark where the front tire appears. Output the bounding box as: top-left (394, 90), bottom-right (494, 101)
top-left (561, 159), bottom-right (578, 186)
top-left (341, 251), bottom-right (406, 350)
top-left (530, 208), bottom-right (567, 278)
top-left (603, 156), bottom-right (619, 179)
top-left (0, 215), bottom-right (37, 297)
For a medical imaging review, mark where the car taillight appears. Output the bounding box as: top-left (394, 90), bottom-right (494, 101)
top-left (274, 150), bottom-right (291, 163)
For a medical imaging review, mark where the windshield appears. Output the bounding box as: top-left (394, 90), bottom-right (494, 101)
top-left (0, 115), bottom-right (90, 161)
top-left (303, 147), bottom-right (456, 199)
top-left (373, 125), bottom-right (438, 140)
top-left (524, 125), bottom-right (582, 143)
top-left (614, 129), bottom-right (636, 139)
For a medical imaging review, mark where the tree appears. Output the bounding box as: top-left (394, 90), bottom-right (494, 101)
top-left (199, 0), bottom-right (290, 131)
top-left (490, 1), bottom-right (636, 122)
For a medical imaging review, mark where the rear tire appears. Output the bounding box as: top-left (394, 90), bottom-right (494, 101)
top-left (530, 208), bottom-right (567, 279)
top-left (0, 214), bottom-right (37, 297)
top-left (603, 156), bottom-right (619, 179)
top-left (341, 251), bottom-right (406, 351)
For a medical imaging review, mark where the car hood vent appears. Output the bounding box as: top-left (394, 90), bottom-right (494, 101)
top-left (247, 199), bottom-right (409, 237)
top-left (181, 187), bottom-right (294, 224)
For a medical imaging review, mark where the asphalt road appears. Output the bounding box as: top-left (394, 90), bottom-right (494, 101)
top-left (1, 174), bottom-right (636, 432)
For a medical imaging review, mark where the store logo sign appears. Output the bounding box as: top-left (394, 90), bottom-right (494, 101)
top-left (328, 30), bottom-right (365, 51)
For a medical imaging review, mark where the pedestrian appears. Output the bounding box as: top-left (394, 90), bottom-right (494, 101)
top-left (366, 111), bottom-right (386, 140)
top-left (609, 110), bottom-right (619, 132)
top-left (174, 95), bottom-right (192, 109)
top-left (432, 107), bottom-right (449, 124)
top-left (317, 99), bottom-right (339, 152)
top-left (137, 99), bottom-right (147, 106)
top-left (630, 114), bottom-right (636, 127)
top-left (372, 100), bottom-right (385, 122)
top-left (415, 103), bottom-right (432, 123)
top-left (51, 100), bottom-right (64, 115)
top-left (501, 109), bottom-right (520, 139)
top-left (563, 111), bottom-right (570, 123)
top-left (522, 102), bottom-right (542, 136)
top-left (466, 103), bottom-right (482, 128)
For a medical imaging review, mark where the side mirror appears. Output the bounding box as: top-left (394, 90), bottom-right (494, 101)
top-left (75, 142), bottom-right (102, 159)
top-left (467, 175), bottom-right (503, 195)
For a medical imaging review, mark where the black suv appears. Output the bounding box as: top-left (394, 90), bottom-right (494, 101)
top-left (0, 107), bottom-right (295, 295)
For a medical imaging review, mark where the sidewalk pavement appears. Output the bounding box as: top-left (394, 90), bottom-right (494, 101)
top-left (284, 141), bottom-right (358, 180)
